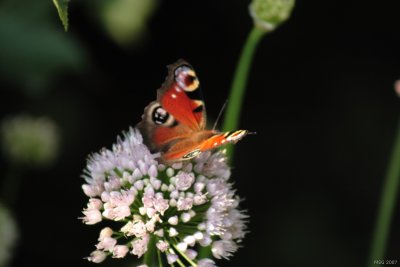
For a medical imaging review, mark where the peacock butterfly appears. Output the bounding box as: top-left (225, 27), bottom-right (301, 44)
top-left (136, 59), bottom-right (248, 163)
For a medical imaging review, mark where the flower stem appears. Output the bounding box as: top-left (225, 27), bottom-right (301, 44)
top-left (172, 244), bottom-right (198, 267)
top-left (175, 258), bottom-right (185, 267)
top-left (157, 249), bottom-right (163, 267)
top-left (222, 26), bottom-right (266, 162)
top-left (369, 118), bottom-right (400, 266)
top-left (143, 235), bottom-right (156, 266)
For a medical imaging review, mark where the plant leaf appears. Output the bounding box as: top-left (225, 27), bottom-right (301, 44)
top-left (52, 0), bottom-right (70, 31)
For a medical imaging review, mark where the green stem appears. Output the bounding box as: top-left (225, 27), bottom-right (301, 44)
top-left (368, 118), bottom-right (400, 266)
top-left (175, 258), bottom-right (185, 267)
top-left (143, 236), bottom-right (156, 266)
top-left (172, 244), bottom-right (198, 267)
top-left (157, 249), bottom-right (163, 267)
top-left (198, 26), bottom-right (267, 260)
top-left (222, 26), bottom-right (266, 161)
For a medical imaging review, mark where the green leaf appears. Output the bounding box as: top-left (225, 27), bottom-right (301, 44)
top-left (52, 0), bottom-right (70, 31)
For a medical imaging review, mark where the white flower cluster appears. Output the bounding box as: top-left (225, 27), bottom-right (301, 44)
top-left (81, 128), bottom-right (247, 266)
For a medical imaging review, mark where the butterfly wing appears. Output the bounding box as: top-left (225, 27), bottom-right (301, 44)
top-left (197, 130), bottom-right (249, 151)
top-left (163, 130), bottom-right (249, 161)
top-left (137, 59), bottom-right (206, 155)
top-left (137, 59), bottom-right (248, 163)
top-left (158, 59), bottom-right (206, 130)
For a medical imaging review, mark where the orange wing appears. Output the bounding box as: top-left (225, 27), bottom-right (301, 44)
top-left (162, 130), bottom-right (248, 161)
top-left (157, 59), bottom-right (206, 131)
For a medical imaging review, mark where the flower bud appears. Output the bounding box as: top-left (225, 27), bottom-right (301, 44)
top-left (249, 0), bottom-right (295, 32)
top-left (98, 227), bottom-right (113, 241)
top-left (112, 245), bottom-right (129, 258)
top-left (87, 250), bottom-right (106, 263)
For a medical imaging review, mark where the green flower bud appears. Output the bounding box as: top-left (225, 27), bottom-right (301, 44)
top-left (249, 0), bottom-right (295, 32)
top-left (1, 115), bottom-right (60, 167)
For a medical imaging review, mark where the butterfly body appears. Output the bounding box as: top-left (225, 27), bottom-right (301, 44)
top-left (137, 59), bottom-right (248, 162)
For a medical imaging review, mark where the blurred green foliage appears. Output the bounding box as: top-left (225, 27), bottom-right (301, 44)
top-left (1, 115), bottom-right (60, 167)
top-left (90, 0), bottom-right (158, 46)
top-left (0, 0), bottom-right (158, 97)
top-left (0, 0), bottom-right (85, 96)
top-left (0, 203), bottom-right (18, 267)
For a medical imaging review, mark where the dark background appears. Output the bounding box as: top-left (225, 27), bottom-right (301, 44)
top-left (1, 0), bottom-right (400, 266)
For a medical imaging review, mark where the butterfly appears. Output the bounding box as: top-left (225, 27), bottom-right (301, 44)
top-left (136, 59), bottom-right (248, 162)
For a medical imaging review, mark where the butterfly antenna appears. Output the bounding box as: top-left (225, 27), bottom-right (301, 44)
top-left (213, 99), bottom-right (228, 131)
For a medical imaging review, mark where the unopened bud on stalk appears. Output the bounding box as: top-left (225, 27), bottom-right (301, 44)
top-left (249, 0), bottom-right (295, 32)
